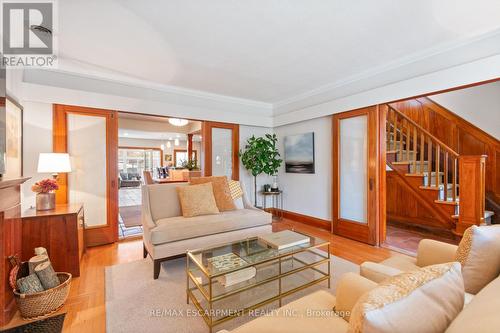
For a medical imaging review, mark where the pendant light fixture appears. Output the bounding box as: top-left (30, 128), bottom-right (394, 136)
top-left (168, 118), bottom-right (188, 127)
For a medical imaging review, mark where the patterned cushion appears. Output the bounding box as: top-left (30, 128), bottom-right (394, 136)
top-left (348, 262), bottom-right (464, 333)
top-left (455, 225), bottom-right (500, 294)
top-left (176, 183), bottom-right (220, 217)
top-left (228, 180), bottom-right (244, 199)
top-left (189, 176), bottom-right (236, 211)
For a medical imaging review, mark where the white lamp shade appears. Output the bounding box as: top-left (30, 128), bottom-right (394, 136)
top-left (37, 153), bottom-right (72, 173)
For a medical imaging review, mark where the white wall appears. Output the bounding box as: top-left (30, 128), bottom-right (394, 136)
top-left (239, 125), bottom-right (274, 207)
top-left (274, 116), bottom-right (332, 221)
top-left (429, 82), bottom-right (500, 139)
top-left (21, 102), bottom-right (53, 210)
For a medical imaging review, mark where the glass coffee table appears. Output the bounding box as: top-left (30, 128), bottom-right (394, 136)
top-left (186, 231), bottom-right (330, 332)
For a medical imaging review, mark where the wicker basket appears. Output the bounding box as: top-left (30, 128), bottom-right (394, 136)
top-left (12, 262), bottom-right (72, 319)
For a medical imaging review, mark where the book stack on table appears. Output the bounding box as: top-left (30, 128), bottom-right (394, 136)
top-left (208, 253), bottom-right (256, 287)
top-left (258, 230), bottom-right (310, 250)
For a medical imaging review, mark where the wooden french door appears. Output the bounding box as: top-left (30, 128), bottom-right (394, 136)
top-left (53, 104), bottom-right (118, 246)
top-left (201, 121), bottom-right (239, 180)
top-left (332, 106), bottom-right (381, 245)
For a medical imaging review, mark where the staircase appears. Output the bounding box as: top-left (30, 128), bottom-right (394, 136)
top-left (385, 104), bottom-right (494, 235)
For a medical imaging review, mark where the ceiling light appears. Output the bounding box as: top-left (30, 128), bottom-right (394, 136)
top-left (174, 138), bottom-right (179, 146)
top-left (166, 141), bottom-right (171, 148)
top-left (160, 144), bottom-right (165, 151)
top-left (168, 118), bottom-right (188, 127)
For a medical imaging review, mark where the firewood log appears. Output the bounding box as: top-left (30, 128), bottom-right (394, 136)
top-left (34, 261), bottom-right (60, 289)
top-left (17, 274), bottom-right (45, 294)
top-left (34, 247), bottom-right (48, 257)
top-left (28, 255), bottom-right (49, 275)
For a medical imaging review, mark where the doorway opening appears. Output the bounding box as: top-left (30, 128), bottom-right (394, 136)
top-left (117, 112), bottom-right (203, 239)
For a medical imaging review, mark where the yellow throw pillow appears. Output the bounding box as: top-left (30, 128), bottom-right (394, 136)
top-left (348, 262), bottom-right (464, 333)
top-left (176, 183), bottom-right (220, 217)
top-left (228, 180), bottom-right (243, 199)
top-left (455, 225), bottom-right (500, 294)
top-left (189, 176), bottom-right (236, 211)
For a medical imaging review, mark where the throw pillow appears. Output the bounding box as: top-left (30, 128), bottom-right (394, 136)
top-left (348, 262), bottom-right (464, 333)
top-left (176, 183), bottom-right (220, 217)
top-left (229, 180), bottom-right (245, 209)
top-left (228, 180), bottom-right (244, 199)
top-left (189, 176), bottom-right (236, 211)
top-left (455, 225), bottom-right (500, 294)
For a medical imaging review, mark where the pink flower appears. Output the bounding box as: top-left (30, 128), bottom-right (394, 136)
top-left (31, 178), bottom-right (59, 193)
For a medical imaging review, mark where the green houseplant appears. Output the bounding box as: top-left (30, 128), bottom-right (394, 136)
top-left (239, 134), bottom-right (282, 206)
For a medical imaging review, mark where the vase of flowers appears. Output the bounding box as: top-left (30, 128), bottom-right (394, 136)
top-left (32, 179), bottom-right (59, 211)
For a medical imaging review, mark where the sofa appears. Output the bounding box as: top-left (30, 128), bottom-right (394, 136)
top-left (142, 181), bottom-right (272, 279)
top-left (119, 172), bottom-right (142, 188)
top-left (218, 263), bottom-right (500, 333)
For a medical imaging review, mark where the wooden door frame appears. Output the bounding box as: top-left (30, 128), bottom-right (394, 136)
top-left (201, 121), bottom-right (239, 180)
top-left (53, 104), bottom-right (118, 246)
top-left (332, 106), bottom-right (381, 245)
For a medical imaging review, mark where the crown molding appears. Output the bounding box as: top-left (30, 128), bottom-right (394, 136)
top-left (35, 61), bottom-right (273, 112)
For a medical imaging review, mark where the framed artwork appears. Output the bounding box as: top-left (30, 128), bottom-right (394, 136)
top-left (3, 97), bottom-right (23, 178)
top-left (164, 154), bottom-right (172, 162)
top-left (284, 132), bottom-right (314, 174)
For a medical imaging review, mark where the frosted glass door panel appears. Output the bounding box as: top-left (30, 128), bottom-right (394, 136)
top-left (339, 115), bottom-right (368, 223)
top-left (68, 114), bottom-right (107, 227)
top-left (211, 128), bottom-right (232, 178)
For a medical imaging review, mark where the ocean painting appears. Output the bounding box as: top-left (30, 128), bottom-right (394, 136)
top-left (285, 132), bottom-right (315, 173)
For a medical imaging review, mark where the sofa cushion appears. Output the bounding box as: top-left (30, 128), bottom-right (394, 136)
top-left (455, 225), bottom-right (500, 294)
top-left (190, 176), bottom-right (236, 211)
top-left (349, 262), bottom-right (464, 333)
top-left (146, 183), bottom-right (186, 222)
top-left (176, 183), bottom-right (220, 217)
top-left (229, 290), bottom-right (348, 333)
top-left (446, 275), bottom-right (500, 333)
top-left (151, 208), bottom-right (272, 245)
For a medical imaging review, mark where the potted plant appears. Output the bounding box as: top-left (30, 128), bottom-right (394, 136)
top-left (181, 158), bottom-right (202, 180)
top-left (239, 134), bottom-right (282, 206)
top-left (31, 178), bottom-right (59, 210)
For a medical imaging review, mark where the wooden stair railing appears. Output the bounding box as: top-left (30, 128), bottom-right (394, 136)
top-left (386, 105), bottom-right (486, 235)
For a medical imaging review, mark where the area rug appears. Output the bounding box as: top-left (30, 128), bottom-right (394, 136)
top-left (105, 254), bottom-right (359, 333)
top-left (119, 205), bottom-right (142, 228)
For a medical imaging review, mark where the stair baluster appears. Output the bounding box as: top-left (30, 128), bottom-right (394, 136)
top-left (436, 145), bottom-right (440, 190)
top-left (444, 151), bottom-right (448, 201)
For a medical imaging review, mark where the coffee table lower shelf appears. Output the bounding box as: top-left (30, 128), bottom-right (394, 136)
top-left (186, 245), bottom-right (331, 333)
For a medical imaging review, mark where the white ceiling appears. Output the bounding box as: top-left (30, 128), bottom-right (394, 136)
top-left (55, 0), bottom-right (500, 105)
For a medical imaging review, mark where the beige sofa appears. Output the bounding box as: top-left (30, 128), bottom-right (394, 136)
top-left (142, 181), bottom-right (272, 279)
top-left (218, 263), bottom-right (500, 333)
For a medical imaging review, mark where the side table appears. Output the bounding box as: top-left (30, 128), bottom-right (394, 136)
top-left (260, 190), bottom-right (283, 220)
top-left (21, 203), bottom-right (85, 277)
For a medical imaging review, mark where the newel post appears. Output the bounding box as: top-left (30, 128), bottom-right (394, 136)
top-left (456, 155), bottom-right (486, 235)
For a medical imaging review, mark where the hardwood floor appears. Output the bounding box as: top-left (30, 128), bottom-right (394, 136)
top-left (4, 219), bottom-right (395, 332)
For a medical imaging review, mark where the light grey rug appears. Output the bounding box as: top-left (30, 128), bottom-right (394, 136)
top-left (105, 254), bottom-right (359, 333)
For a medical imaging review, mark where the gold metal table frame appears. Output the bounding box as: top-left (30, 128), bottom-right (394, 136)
top-left (186, 235), bottom-right (331, 333)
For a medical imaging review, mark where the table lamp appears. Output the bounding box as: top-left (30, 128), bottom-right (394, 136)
top-left (33, 153), bottom-right (72, 210)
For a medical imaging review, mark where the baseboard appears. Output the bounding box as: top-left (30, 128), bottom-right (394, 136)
top-left (274, 209), bottom-right (331, 231)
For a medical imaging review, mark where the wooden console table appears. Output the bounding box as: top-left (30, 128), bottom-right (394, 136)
top-left (21, 204), bottom-right (85, 277)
